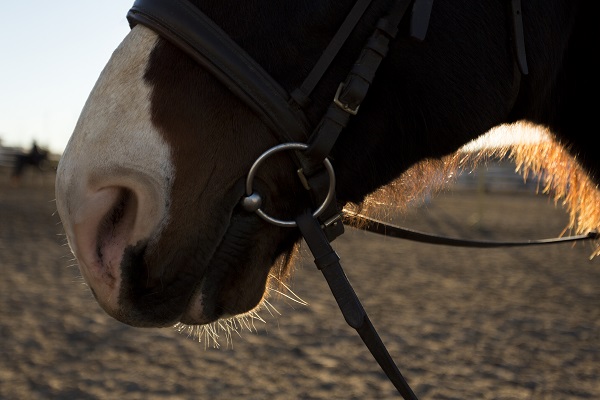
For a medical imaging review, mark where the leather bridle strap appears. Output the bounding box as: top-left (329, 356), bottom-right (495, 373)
top-left (290, 0), bottom-right (375, 108)
top-left (296, 211), bottom-right (419, 400)
top-left (127, 0), bottom-right (310, 143)
top-left (344, 212), bottom-right (600, 247)
top-left (302, 0), bottom-right (415, 167)
top-left (297, 0), bottom-right (420, 243)
top-left (510, 0), bottom-right (528, 75)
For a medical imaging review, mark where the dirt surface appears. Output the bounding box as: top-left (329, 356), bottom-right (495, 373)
top-left (1, 170), bottom-right (599, 399)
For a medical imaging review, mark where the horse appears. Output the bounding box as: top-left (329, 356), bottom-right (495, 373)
top-left (54, 0), bottom-right (596, 393)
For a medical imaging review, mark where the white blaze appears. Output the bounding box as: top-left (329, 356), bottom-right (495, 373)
top-left (55, 25), bottom-right (174, 309)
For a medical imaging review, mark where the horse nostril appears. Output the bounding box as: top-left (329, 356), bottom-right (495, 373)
top-left (96, 188), bottom-right (138, 264)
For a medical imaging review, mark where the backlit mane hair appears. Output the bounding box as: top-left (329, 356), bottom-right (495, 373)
top-left (345, 122), bottom-right (600, 257)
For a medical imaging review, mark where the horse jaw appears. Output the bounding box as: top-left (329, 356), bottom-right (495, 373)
top-left (55, 26), bottom-right (174, 319)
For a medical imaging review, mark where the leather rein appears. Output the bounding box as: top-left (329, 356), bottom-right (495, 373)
top-left (127, 1), bottom-right (597, 398)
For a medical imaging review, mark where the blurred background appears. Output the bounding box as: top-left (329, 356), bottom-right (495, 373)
top-left (2, 155), bottom-right (599, 399)
top-left (1, 1), bottom-right (599, 399)
top-left (0, 1), bottom-right (131, 156)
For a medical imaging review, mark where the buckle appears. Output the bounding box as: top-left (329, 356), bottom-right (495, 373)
top-left (333, 82), bottom-right (360, 115)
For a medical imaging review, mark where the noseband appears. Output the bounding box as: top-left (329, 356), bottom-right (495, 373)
top-left (126, 1), bottom-right (596, 398)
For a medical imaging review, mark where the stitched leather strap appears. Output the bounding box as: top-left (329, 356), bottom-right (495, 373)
top-left (303, 0), bottom-right (415, 167)
top-left (410, 0), bottom-right (434, 40)
top-left (127, 0), bottom-right (310, 143)
top-left (297, 0), bottom-right (421, 242)
top-left (510, 0), bottom-right (529, 75)
top-left (296, 211), bottom-right (419, 400)
top-left (290, 0), bottom-right (375, 107)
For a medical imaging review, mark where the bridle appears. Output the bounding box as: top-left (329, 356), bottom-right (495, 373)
top-left (126, 1), bottom-right (597, 398)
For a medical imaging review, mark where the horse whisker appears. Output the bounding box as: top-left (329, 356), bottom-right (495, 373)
top-left (260, 299), bottom-right (281, 317)
top-left (267, 273), bottom-right (308, 306)
top-left (267, 289), bottom-right (308, 306)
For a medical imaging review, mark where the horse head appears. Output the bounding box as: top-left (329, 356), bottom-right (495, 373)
top-left (55, 0), bottom-right (597, 331)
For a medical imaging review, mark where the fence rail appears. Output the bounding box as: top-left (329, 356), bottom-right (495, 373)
top-left (453, 159), bottom-right (542, 193)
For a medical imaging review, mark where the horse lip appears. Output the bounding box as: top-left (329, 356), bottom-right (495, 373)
top-left (179, 281), bottom-right (219, 325)
top-left (150, 178), bottom-right (247, 326)
top-left (177, 228), bottom-right (246, 324)
top-left (177, 203), bottom-right (269, 325)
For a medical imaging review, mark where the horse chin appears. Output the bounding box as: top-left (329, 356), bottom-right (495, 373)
top-left (178, 208), bottom-right (296, 326)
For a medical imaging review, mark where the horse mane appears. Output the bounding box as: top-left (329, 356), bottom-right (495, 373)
top-left (344, 122), bottom-right (600, 257)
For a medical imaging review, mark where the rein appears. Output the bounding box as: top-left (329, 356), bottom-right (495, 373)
top-left (345, 212), bottom-right (600, 247)
top-left (126, 1), bottom-right (594, 398)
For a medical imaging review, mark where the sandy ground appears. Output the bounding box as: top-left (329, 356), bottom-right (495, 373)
top-left (1, 169), bottom-right (599, 400)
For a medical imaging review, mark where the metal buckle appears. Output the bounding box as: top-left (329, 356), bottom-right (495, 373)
top-left (333, 82), bottom-right (360, 115)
